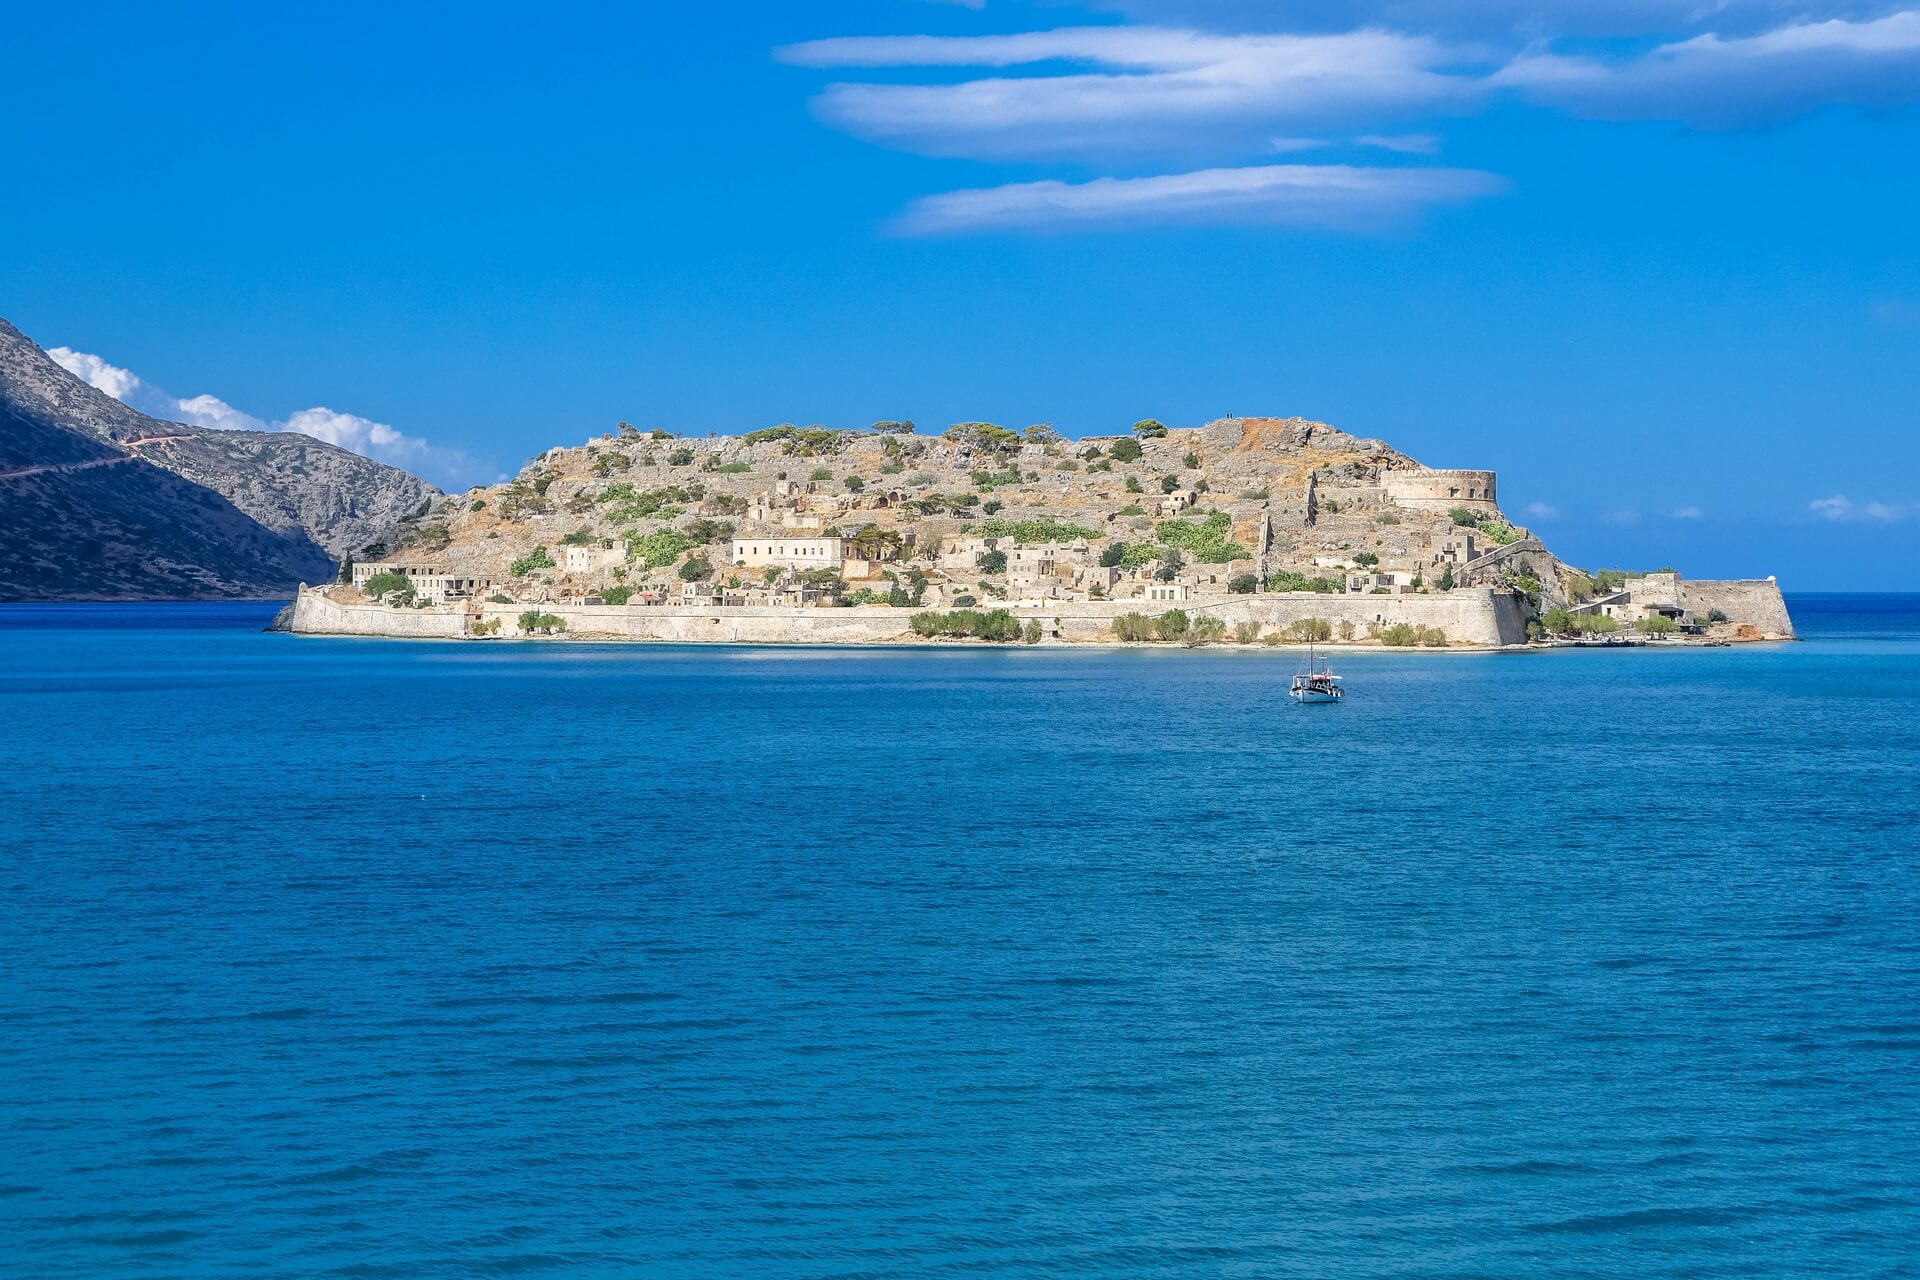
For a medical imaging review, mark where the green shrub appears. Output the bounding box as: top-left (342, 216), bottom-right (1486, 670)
top-left (510, 546), bottom-right (556, 577)
top-left (1234, 621), bottom-right (1261, 644)
top-left (977, 549), bottom-right (1008, 574)
top-left (1108, 438), bottom-right (1143, 462)
top-left (1708, 608), bottom-right (1729, 623)
top-left (1267, 569), bottom-right (1342, 593)
top-left (1188, 615), bottom-right (1227, 645)
top-left (666, 448), bottom-right (694, 466)
top-left (1156, 511), bottom-right (1247, 563)
top-left (1636, 614), bottom-right (1678, 635)
top-left (678, 556), bottom-right (713, 582)
top-left (1450, 506), bottom-right (1479, 526)
top-left (517, 610), bottom-right (566, 635)
top-left (1290, 617), bottom-right (1333, 643)
top-left (1099, 542), bottom-right (1126, 568)
top-left (978, 517), bottom-right (1100, 544)
top-left (627, 528), bottom-right (698, 569)
top-left (560, 526), bottom-right (596, 546)
top-left (1022, 619), bottom-right (1043, 644)
top-left (1353, 551), bottom-right (1379, 567)
top-left (600, 586), bottom-right (634, 605)
top-left (909, 609), bottom-right (1021, 641)
top-left (713, 461), bottom-right (751, 474)
top-left (1228, 573), bottom-right (1258, 594)
top-left (809, 467), bottom-right (833, 482)
top-left (1112, 612), bottom-right (1156, 642)
top-left (1133, 419), bottom-right (1168, 438)
top-left (360, 571), bottom-right (412, 601)
top-left (1125, 476), bottom-right (1144, 494)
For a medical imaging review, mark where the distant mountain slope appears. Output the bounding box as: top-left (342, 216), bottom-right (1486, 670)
top-left (0, 396), bottom-right (336, 600)
top-left (0, 317), bottom-right (438, 562)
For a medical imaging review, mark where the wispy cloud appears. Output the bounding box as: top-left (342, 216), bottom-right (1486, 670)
top-left (1670, 505), bottom-right (1704, 519)
top-left (48, 346), bottom-right (489, 489)
top-left (780, 27), bottom-right (1480, 160)
top-left (1355, 132), bottom-right (1441, 152)
top-left (893, 162), bottom-right (1504, 234)
top-left (1523, 501), bottom-right (1560, 519)
top-left (1494, 11), bottom-right (1920, 125)
top-left (1810, 494), bottom-right (1908, 522)
top-left (780, 7), bottom-right (1920, 233)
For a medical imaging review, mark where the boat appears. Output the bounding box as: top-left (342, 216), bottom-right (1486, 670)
top-left (1289, 641), bottom-right (1344, 703)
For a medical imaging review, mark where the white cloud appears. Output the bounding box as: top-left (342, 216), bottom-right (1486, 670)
top-left (1864, 501), bottom-right (1901, 521)
top-left (780, 7), bottom-right (1920, 232)
top-left (47, 346), bottom-right (486, 489)
top-left (1811, 494), bottom-right (1854, 519)
top-left (893, 162), bottom-right (1505, 234)
top-left (1493, 11), bottom-right (1920, 124)
top-left (1523, 501), bottom-right (1560, 519)
top-left (1355, 132), bottom-right (1441, 152)
top-left (1090, 2), bottom-right (1910, 39)
top-left (1670, 505), bottom-right (1704, 519)
top-left (780, 27), bottom-right (1481, 159)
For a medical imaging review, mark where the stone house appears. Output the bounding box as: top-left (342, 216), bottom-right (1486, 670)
top-left (351, 561), bottom-right (490, 604)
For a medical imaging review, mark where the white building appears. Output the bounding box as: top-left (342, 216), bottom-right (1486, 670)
top-left (350, 562), bottom-right (490, 604)
top-left (728, 536), bottom-right (844, 569)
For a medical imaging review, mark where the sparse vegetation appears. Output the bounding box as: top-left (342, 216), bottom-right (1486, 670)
top-left (518, 610), bottom-right (566, 635)
top-left (510, 547), bottom-right (556, 577)
top-left (1155, 511), bottom-right (1247, 563)
top-left (978, 517), bottom-right (1100, 544)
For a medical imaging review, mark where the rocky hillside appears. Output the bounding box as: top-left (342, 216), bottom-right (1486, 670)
top-left (0, 317), bottom-right (437, 563)
top-left (370, 414), bottom-right (1560, 611)
top-left (0, 317), bottom-right (437, 600)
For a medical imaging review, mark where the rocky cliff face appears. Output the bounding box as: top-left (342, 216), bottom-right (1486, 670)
top-left (0, 317), bottom-right (438, 562)
top-left (0, 317), bottom-right (438, 600)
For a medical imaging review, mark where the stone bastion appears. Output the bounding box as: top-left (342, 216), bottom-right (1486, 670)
top-left (1381, 469), bottom-right (1499, 513)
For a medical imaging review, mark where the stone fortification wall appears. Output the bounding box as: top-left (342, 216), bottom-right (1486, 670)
top-left (1381, 469), bottom-right (1499, 513)
top-left (1679, 579), bottom-right (1794, 638)
top-left (286, 585), bottom-right (1530, 647)
top-left (282, 588), bottom-right (468, 639)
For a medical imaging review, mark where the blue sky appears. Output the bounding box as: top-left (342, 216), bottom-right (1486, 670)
top-left (4, 0), bottom-right (1917, 588)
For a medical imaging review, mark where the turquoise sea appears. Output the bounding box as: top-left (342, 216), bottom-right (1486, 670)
top-left (2, 597), bottom-right (1916, 1278)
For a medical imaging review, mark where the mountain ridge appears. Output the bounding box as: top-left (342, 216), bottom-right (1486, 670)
top-left (0, 317), bottom-right (438, 600)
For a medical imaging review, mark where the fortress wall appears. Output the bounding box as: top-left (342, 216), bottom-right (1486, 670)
top-left (283, 588), bottom-right (468, 638)
top-left (1679, 579), bottom-right (1794, 638)
top-left (287, 585), bottom-right (1528, 647)
top-left (1382, 469), bottom-right (1499, 513)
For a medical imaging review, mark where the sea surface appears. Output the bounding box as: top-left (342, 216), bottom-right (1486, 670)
top-left (2, 596), bottom-right (1917, 1279)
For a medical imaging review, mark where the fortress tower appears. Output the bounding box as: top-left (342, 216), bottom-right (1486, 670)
top-left (1380, 468), bottom-right (1499, 514)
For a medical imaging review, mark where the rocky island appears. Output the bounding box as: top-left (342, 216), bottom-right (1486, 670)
top-left (281, 416), bottom-right (1791, 648)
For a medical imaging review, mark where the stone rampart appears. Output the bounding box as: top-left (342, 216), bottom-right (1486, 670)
top-left (285, 584), bottom-right (1530, 647)
top-left (1679, 579), bottom-right (1794, 638)
top-left (283, 588), bottom-right (468, 638)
